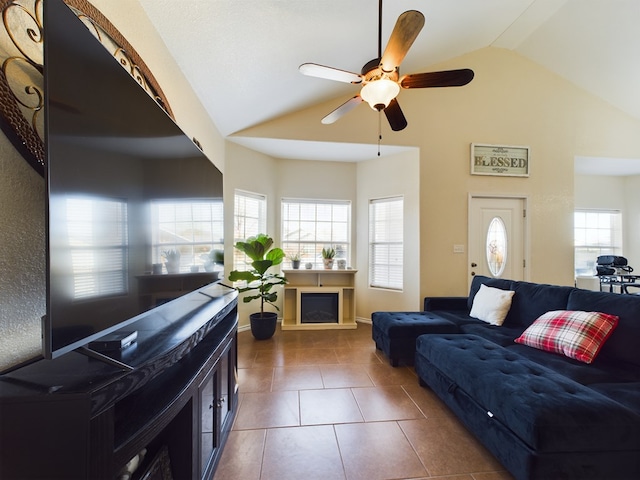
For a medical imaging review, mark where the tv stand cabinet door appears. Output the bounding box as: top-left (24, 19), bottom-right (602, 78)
top-left (200, 336), bottom-right (237, 480)
top-left (0, 396), bottom-right (91, 479)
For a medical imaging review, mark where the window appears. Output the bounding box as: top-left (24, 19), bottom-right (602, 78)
top-left (233, 190), bottom-right (267, 270)
top-left (486, 216), bottom-right (507, 277)
top-left (66, 196), bottom-right (128, 299)
top-left (281, 199), bottom-right (350, 268)
top-left (369, 196), bottom-right (403, 290)
top-left (574, 209), bottom-right (622, 276)
top-left (151, 199), bottom-right (224, 272)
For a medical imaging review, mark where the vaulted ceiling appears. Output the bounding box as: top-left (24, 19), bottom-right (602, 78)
top-left (137, 0), bottom-right (640, 171)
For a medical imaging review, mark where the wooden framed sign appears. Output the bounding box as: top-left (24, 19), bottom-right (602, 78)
top-left (471, 144), bottom-right (530, 177)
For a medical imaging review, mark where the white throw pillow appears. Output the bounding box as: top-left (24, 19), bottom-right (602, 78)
top-left (469, 283), bottom-right (515, 326)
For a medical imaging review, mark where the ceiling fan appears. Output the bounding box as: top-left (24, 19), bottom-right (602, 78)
top-left (299, 0), bottom-right (474, 131)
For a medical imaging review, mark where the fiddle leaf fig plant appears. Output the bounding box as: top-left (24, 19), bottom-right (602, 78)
top-left (228, 234), bottom-right (288, 315)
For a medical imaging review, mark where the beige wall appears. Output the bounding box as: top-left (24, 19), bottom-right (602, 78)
top-left (224, 147), bottom-right (421, 326)
top-left (223, 142), bottom-right (279, 327)
top-left (237, 47), bottom-right (640, 297)
top-left (356, 150), bottom-right (422, 317)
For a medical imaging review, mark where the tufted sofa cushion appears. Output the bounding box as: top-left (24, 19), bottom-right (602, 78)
top-left (371, 311), bottom-right (459, 366)
top-left (372, 311), bottom-right (458, 338)
top-left (415, 333), bottom-right (640, 453)
top-left (507, 280), bottom-right (574, 328)
top-left (459, 323), bottom-right (525, 346)
top-left (567, 288), bottom-right (640, 367)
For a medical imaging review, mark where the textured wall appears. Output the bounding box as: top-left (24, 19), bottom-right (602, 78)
top-left (0, 134), bottom-right (45, 371)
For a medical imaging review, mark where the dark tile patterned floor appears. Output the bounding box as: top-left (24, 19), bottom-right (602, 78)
top-left (214, 323), bottom-right (513, 480)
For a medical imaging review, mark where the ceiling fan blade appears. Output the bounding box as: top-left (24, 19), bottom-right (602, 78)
top-left (384, 98), bottom-right (407, 131)
top-left (299, 63), bottom-right (363, 84)
top-left (321, 95), bottom-right (364, 124)
top-left (380, 10), bottom-right (425, 73)
top-left (400, 68), bottom-right (475, 89)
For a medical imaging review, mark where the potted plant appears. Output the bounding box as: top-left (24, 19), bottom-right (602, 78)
top-left (162, 248), bottom-right (181, 274)
top-left (228, 234), bottom-right (288, 340)
top-left (322, 247), bottom-right (335, 269)
top-left (288, 252), bottom-right (301, 269)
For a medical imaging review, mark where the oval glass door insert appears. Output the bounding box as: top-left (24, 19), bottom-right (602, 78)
top-left (486, 217), bottom-right (507, 277)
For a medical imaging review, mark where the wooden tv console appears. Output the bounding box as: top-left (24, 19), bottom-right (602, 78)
top-left (0, 285), bottom-right (238, 480)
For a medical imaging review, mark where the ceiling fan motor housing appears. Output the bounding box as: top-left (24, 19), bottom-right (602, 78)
top-left (361, 58), bottom-right (399, 82)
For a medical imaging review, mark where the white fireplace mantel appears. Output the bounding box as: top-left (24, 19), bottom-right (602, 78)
top-left (281, 269), bottom-right (357, 330)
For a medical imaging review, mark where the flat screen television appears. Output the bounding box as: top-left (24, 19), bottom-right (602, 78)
top-left (43, 0), bottom-right (224, 359)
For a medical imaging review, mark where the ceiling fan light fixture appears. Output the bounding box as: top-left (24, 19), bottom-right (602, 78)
top-left (360, 79), bottom-right (399, 111)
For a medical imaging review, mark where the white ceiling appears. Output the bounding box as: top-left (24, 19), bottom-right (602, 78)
top-left (137, 0), bottom-right (640, 172)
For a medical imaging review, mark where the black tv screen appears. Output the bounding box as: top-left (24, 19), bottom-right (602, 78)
top-left (43, 0), bottom-right (223, 359)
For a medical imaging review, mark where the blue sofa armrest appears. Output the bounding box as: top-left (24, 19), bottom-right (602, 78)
top-left (423, 296), bottom-right (468, 312)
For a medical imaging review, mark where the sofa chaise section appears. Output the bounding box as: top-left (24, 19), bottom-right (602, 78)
top-left (415, 333), bottom-right (640, 480)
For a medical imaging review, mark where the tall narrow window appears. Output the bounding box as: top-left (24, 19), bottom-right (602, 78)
top-left (369, 196), bottom-right (403, 290)
top-left (151, 199), bottom-right (224, 272)
top-left (234, 190), bottom-right (267, 271)
top-left (574, 209), bottom-right (622, 276)
top-left (281, 199), bottom-right (350, 268)
top-left (66, 196), bottom-right (128, 299)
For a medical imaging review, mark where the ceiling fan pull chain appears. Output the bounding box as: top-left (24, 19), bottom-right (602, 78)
top-left (378, 112), bottom-right (382, 156)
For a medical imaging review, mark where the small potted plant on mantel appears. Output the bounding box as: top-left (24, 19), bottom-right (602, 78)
top-left (228, 234), bottom-right (288, 340)
top-left (288, 252), bottom-right (301, 269)
top-left (322, 247), bottom-right (335, 269)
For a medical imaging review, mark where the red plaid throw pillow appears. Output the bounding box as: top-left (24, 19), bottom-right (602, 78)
top-left (514, 310), bottom-right (618, 364)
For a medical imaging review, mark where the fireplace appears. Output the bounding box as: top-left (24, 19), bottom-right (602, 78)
top-left (300, 292), bottom-right (340, 323)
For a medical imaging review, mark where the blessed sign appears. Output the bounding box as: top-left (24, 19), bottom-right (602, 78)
top-left (471, 144), bottom-right (530, 177)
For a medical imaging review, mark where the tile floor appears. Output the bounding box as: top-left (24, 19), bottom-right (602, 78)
top-left (214, 323), bottom-right (514, 480)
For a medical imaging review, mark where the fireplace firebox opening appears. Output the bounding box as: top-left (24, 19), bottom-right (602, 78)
top-left (300, 292), bottom-right (339, 323)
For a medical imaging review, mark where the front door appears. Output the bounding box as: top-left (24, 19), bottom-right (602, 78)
top-left (469, 196), bottom-right (527, 288)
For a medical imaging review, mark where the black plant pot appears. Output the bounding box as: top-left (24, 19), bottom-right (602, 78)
top-left (249, 312), bottom-right (278, 340)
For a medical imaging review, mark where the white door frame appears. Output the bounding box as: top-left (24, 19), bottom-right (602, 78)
top-left (468, 193), bottom-right (530, 285)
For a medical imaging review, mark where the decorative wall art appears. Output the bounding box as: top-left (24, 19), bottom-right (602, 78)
top-left (471, 143), bottom-right (530, 177)
top-left (0, 0), bottom-right (172, 176)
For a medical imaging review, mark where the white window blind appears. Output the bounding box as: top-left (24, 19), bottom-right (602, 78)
top-left (151, 199), bottom-right (224, 272)
top-left (574, 209), bottom-right (622, 276)
top-left (66, 196), bottom-right (128, 299)
top-left (233, 190), bottom-right (267, 271)
top-left (281, 198), bottom-right (350, 268)
top-left (369, 196), bottom-right (403, 290)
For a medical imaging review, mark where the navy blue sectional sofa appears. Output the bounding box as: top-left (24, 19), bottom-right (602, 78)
top-left (372, 275), bottom-right (640, 480)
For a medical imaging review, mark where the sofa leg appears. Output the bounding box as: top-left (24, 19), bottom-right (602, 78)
top-left (390, 358), bottom-right (399, 367)
top-left (419, 378), bottom-right (429, 388)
